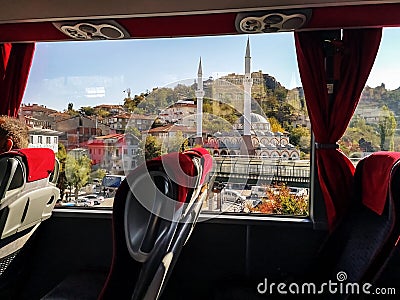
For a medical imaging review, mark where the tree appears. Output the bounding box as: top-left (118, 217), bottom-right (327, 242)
top-left (66, 102), bottom-right (79, 116)
top-left (138, 135), bottom-right (162, 163)
top-left (165, 131), bottom-right (188, 153)
top-left (249, 184), bottom-right (308, 216)
top-left (79, 106), bottom-right (95, 116)
top-left (56, 143), bottom-right (68, 200)
top-left (65, 154), bottom-right (92, 200)
top-left (125, 126), bottom-right (142, 139)
top-left (268, 117), bottom-right (284, 132)
top-left (91, 168), bottom-right (107, 182)
top-left (340, 115), bottom-right (380, 155)
top-left (124, 93), bottom-right (147, 112)
top-left (289, 126), bottom-right (311, 153)
top-left (378, 105), bottom-right (397, 151)
top-left (96, 109), bottom-right (110, 118)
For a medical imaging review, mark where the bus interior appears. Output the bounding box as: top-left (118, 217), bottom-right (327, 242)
top-left (1, 1), bottom-right (400, 299)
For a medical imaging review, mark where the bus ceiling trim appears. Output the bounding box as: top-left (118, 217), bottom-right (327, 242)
top-left (235, 9), bottom-right (312, 33)
top-left (52, 19), bottom-right (130, 40)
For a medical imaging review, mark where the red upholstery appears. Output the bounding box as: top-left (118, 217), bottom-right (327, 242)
top-left (137, 148), bottom-right (212, 206)
top-left (98, 148), bottom-right (213, 300)
top-left (1, 3), bottom-right (400, 43)
top-left (361, 151), bottom-right (400, 215)
top-left (1, 148), bottom-right (55, 182)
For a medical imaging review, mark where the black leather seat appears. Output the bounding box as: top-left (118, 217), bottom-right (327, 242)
top-left (43, 148), bottom-right (214, 300)
top-left (99, 148), bottom-right (214, 300)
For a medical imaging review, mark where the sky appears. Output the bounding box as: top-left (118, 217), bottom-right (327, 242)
top-left (23, 28), bottom-right (400, 112)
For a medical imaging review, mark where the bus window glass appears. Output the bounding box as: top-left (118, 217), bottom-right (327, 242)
top-left (22, 33), bottom-right (311, 216)
top-left (341, 28), bottom-right (400, 165)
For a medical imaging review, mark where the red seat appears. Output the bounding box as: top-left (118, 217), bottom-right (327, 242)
top-left (99, 147), bottom-right (214, 300)
top-left (42, 148), bottom-right (214, 300)
top-left (309, 152), bottom-right (400, 295)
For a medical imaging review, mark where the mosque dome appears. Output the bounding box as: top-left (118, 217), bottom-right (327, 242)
top-left (236, 113), bottom-right (271, 131)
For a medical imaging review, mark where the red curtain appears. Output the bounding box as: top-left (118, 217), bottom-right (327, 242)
top-left (294, 28), bottom-right (382, 230)
top-left (0, 43), bottom-right (35, 117)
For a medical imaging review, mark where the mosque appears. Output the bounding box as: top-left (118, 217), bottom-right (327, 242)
top-left (195, 39), bottom-right (300, 160)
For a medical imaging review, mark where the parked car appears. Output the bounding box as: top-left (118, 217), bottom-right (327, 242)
top-left (222, 189), bottom-right (246, 204)
top-left (82, 194), bottom-right (104, 202)
top-left (288, 187), bottom-right (308, 197)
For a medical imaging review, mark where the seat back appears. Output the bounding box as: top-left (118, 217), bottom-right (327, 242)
top-left (311, 152), bottom-right (400, 296)
top-left (0, 148), bottom-right (60, 276)
top-left (99, 148), bottom-right (213, 300)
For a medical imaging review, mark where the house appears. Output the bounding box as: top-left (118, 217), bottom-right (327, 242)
top-left (55, 115), bottom-right (110, 150)
top-left (87, 133), bottom-right (140, 175)
top-left (28, 127), bottom-right (62, 153)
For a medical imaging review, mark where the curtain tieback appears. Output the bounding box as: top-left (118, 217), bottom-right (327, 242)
top-left (315, 142), bottom-right (339, 150)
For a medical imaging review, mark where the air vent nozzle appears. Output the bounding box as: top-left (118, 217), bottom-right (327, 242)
top-left (235, 9), bottom-right (312, 34)
top-left (53, 20), bottom-right (130, 40)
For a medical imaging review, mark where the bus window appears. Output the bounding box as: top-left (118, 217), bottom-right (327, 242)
top-left (22, 32), bottom-right (312, 217)
top-left (341, 28), bottom-right (400, 164)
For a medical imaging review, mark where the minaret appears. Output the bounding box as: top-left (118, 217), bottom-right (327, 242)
top-left (195, 57), bottom-right (205, 145)
top-left (241, 37), bottom-right (255, 155)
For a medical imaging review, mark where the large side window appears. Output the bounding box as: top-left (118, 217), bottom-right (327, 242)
top-left (22, 33), bottom-right (311, 217)
top-left (341, 28), bottom-right (400, 163)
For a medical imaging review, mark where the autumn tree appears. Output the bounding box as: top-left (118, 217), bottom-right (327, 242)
top-left (124, 93), bottom-right (147, 112)
top-left (250, 184), bottom-right (308, 216)
top-left (268, 116), bottom-right (285, 132)
top-left (91, 168), bottom-right (107, 182)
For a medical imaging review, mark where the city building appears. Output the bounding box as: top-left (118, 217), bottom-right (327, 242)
top-left (87, 133), bottom-right (140, 174)
top-left (55, 115), bottom-right (110, 150)
top-left (19, 103), bottom-right (58, 129)
top-left (28, 127), bottom-right (62, 153)
top-left (145, 123), bottom-right (197, 149)
top-left (158, 100), bottom-right (196, 126)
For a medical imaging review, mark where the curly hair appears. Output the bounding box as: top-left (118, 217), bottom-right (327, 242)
top-left (0, 116), bottom-right (29, 150)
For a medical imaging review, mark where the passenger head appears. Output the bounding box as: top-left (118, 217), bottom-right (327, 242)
top-left (0, 116), bottom-right (29, 153)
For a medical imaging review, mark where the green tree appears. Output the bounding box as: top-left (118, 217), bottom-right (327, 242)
top-left (289, 126), bottom-right (311, 153)
top-left (65, 154), bottom-right (92, 200)
top-left (56, 143), bottom-right (68, 200)
top-left (378, 105), bottom-right (397, 151)
top-left (90, 168), bottom-right (107, 182)
top-left (341, 115), bottom-right (380, 155)
top-left (96, 109), bottom-right (110, 118)
top-left (125, 126), bottom-right (142, 139)
top-left (124, 93), bottom-right (147, 112)
top-left (165, 131), bottom-right (188, 153)
top-left (66, 102), bottom-right (79, 116)
top-left (138, 135), bottom-right (162, 162)
top-left (79, 106), bottom-right (95, 116)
